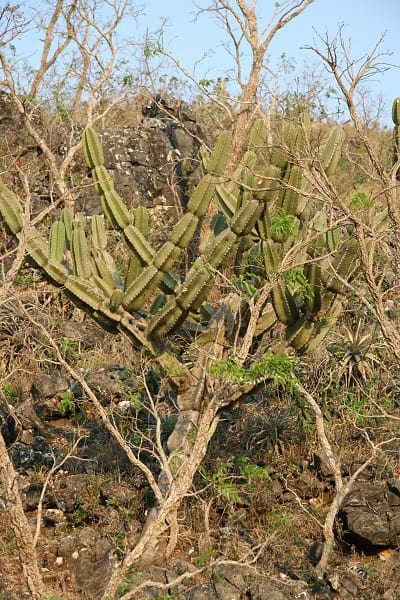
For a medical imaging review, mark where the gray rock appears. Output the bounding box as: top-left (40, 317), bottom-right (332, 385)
top-left (337, 479), bottom-right (400, 548)
top-left (100, 481), bottom-right (141, 509)
top-left (31, 373), bottom-right (69, 399)
top-left (57, 527), bottom-right (113, 594)
top-left (55, 473), bottom-right (96, 513)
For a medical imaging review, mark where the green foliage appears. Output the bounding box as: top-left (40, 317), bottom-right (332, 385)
top-left (117, 572), bottom-right (143, 597)
top-left (209, 353), bottom-right (298, 391)
top-left (59, 390), bottom-right (76, 417)
top-left (265, 510), bottom-right (293, 533)
top-left (270, 207), bottom-right (295, 239)
top-left (236, 271), bottom-right (261, 298)
top-left (238, 456), bottom-right (270, 485)
top-left (1, 383), bottom-right (23, 403)
top-left (199, 460), bottom-right (240, 503)
top-left (328, 321), bottom-right (381, 385)
top-left (349, 192), bottom-right (373, 210)
top-left (283, 267), bottom-right (313, 301)
top-left (14, 264), bottom-right (36, 286)
top-left (143, 42), bottom-right (162, 58)
top-left (193, 548), bottom-right (216, 566)
top-left (71, 507), bottom-right (90, 526)
top-left (199, 78), bottom-right (215, 88)
top-left (122, 73), bottom-right (134, 87)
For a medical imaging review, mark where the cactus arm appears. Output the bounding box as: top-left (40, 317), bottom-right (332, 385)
top-left (319, 127), bottom-right (345, 176)
top-left (324, 238), bottom-right (360, 293)
top-left (49, 221), bottom-right (66, 262)
top-left (202, 130), bottom-right (232, 175)
top-left (0, 179), bottom-right (25, 234)
top-left (91, 215), bottom-right (107, 251)
top-left (277, 163), bottom-right (303, 217)
top-left (71, 225), bottom-right (92, 279)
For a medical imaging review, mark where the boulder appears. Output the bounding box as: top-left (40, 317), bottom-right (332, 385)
top-left (337, 479), bottom-right (400, 548)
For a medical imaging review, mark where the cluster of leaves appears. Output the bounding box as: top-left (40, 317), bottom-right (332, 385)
top-left (209, 352), bottom-right (298, 391)
top-left (199, 455), bottom-right (270, 503)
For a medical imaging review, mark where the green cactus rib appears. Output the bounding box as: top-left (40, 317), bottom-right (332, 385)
top-left (271, 280), bottom-right (299, 326)
top-left (320, 127), bottom-right (345, 176)
top-left (25, 229), bottom-right (69, 284)
top-left (45, 259), bottom-right (69, 285)
top-left (256, 206), bottom-right (272, 241)
top-left (254, 305), bottom-right (278, 336)
top-left (175, 267), bottom-right (214, 312)
top-left (392, 98), bottom-right (400, 125)
top-left (61, 208), bottom-right (73, 249)
top-left (248, 117), bottom-right (268, 149)
top-left (49, 221), bottom-right (66, 262)
top-left (186, 174), bottom-right (219, 217)
top-left (230, 199), bottom-right (262, 236)
top-left (204, 130), bottom-right (232, 175)
top-left (262, 240), bottom-right (298, 325)
top-left (146, 301), bottom-right (187, 340)
top-left (133, 206), bottom-right (150, 237)
top-left (295, 111), bottom-right (311, 157)
top-left (82, 127), bottom-right (105, 168)
top-left (147, 268), bottom-right (212, 339)
top-left (25, 229), bottom-right (51, 267)
top-left (286, 317), bottom-right (315, 351)
top-left (215, 182), bottom-right (239, 219)
top-left (64, 276), bottom-right (104, 311)
top-left (279, 163), bottom-right (303, 216)
top-left (71, 226), bottom-right (92, 280)
top-left (206, 229), bottom-right (237, 268)
top-left (325, 237), bottom-right (359, 293)
top-left (124, 255), bottom-right (141, 291)
top-left (306, 299), bottom-right (343, 353)
top-left (147, 228), bottom-right (237, 339)
top-left (91, 215), bottom-right (107, 251)
top-left (262, 238), bottom-right (279, 274)
top-left (326, 226), bottom-right (340, 253)
top-left (92, 165), bottom-right (115, 194)
top-left (123, 251), bottom-right (179, 312)
top-left (101, 188), bottom-right (133, 230)
top-left (0, 180), bottom-right (25, 234)
top-left (169, 213), bottom-right (199, 247)
top-left (123, 224), bottom-right (155, 264)
top-left (304, 260), bottom-right (322, 316)
top-left (303, 225), bottom-right (324, 316)
top-left (91, 273), bottom-right (114, 298)
top-left (254, 164), bottom-right (281, 203)
top-left (282, 120), bottom-right (298, 153)
top-left (123, 211), bottom-right (199, 312)
top-left (110, 289), bottom-right (125, 312)
top-left (91, 250), bottom-right (118, 291)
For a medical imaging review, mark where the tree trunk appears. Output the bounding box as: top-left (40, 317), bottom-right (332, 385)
top-left (0, 433), bottom-right (45, 599)
top-left (101, 399), bottom-right (221, 599)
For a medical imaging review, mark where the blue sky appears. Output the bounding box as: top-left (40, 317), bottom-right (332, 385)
top-left (10, 1), bottom-right (399, 126)
top-left (135, 1), bottom-right (399, 126)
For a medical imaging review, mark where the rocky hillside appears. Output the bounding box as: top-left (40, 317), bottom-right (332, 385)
top-left (1, 93), bottom-right (400, 599)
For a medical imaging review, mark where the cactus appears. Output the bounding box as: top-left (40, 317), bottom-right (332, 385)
top-left (392, 97), bottom-right (400, 180)
top-left (1, 106), bottom-right (390, 360)
top-left (49, 221), bottom-right (66, 262)
top-left (0, 179), bottom-right (25, 234)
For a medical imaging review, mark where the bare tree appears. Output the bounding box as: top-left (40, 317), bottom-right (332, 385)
top-left (305, 30), bottom-right (400, 359)
top-left (0, 0), bottom-right (142, 211)
top-left (3, 2), bottom-right (400, 598)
